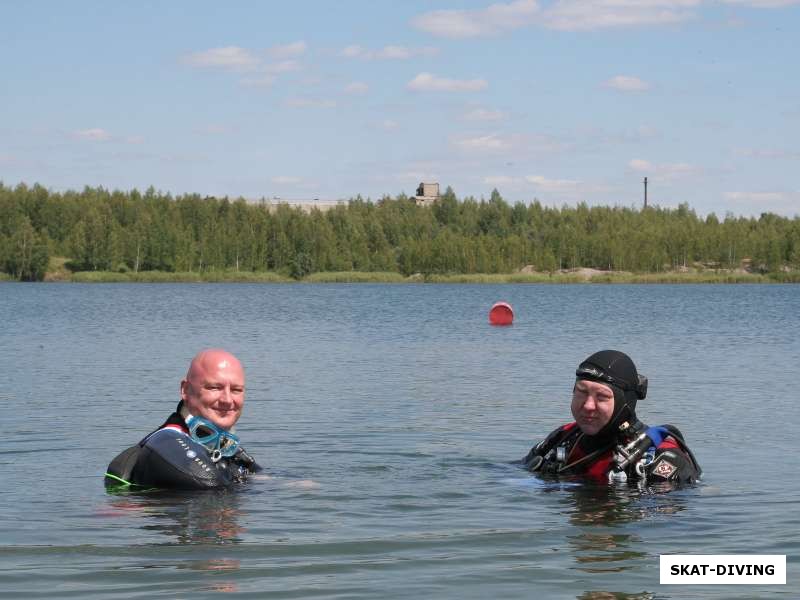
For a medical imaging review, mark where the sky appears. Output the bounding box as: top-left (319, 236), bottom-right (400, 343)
top-left (2, 0), bottom-right (799, 217)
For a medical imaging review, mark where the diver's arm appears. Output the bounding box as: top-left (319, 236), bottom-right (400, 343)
top-left (134, 428), bottom-right (236, 489)
top-left (522, 424), bottom-right (573, 471)
top-left (647, 443), bottom-right (700, 484)
top-left (105, 445), bottom-right (143, 487)
top-left (231, 447), bottom-right (262, 473)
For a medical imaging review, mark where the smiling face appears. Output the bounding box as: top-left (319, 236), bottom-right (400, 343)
top-left (570, 379), bottom-right (615, 436)
top-left (180, 350), bottom-right (245, 431)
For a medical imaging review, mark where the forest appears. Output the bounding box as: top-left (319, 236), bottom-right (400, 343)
top-left (1, 181), bottom-right (798, 281)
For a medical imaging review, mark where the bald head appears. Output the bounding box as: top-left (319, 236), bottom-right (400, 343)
top-left (180, 349), bottom-right (245, 430)
top-left (186, 349), bottom-right (243, 382)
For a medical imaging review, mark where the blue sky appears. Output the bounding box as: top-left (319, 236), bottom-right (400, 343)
top-left (2, 1), bottom-right (799, 216)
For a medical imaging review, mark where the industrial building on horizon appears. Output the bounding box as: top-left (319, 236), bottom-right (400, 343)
top-left (241, 181), bottom-right (441, 212)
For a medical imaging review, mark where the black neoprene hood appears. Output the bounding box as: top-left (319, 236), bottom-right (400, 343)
top-left (575, 350), bottom-right (646, 436)
top-left (578, 347), bottom-right (641, 386)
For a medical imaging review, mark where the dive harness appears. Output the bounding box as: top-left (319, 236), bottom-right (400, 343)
top-left (526, 419), bottom-right (701, 483)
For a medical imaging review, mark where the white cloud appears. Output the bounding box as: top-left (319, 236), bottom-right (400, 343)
top-left (196, 125), bottom-right (231, 135)
top-left (341, 45), bottom-right (364, 58)
top-left (722, 0), bottom-right (800, 7)
top-left (380, 119), bottom-right (399, 130)
top-left (484, 175), bottom-right (517, 186)
top-left (286, 97), bottom-right (336, 108)
top-left (629, 158), bottom-right (698, 180)
top-left (603, 75), bottom-right (651, 92)
top-left (527, 134), bottom-right (571, 155)
top-left (185, 42), bottom-right (305, 86)
top-left (408, 72), bottom-right (488, 92)
top-left (264, 60), bottom-right (301, 74)
top-left (453, 134), bottom-right (513, 152)
top-left (344, 82), bottom-right (369, 94)
top-left (724, 191), bottom-right (785, 202)
top-left (464, 107), bottom-right (506, 121)
top-left (340, 44), bottom-right (438, 60)
top-left (413, 0), bottom-right (769, 35)
top-left (629, 159), bottom-right (653, 171)
top-left (183, 46), bottom-right (260, 71)
top-left (267, 41), bottom-right (307, 58)
top-left (378, 45), bottom-right (414, 59)
top-left (481, 173), bottom-right (610, 196)
top-left (634, 125), bottom-right (659, 139)
top-left (543, 0), bottom-right (700, 32)
top-left (525, 174), bottom-right (582, 191)
top-left (240, 74), bottom-right (276, 87)
top-left (412, 0), bottom-right (541, 38)
top-left (453, 132), bottom-right (566, 156)
top-left (397, 170), bottom-right (439, 182)
top-left (272, 176), bottom-right (302, 184)
top-left (723, 190), bottom-right (800, 216)
top-left (579, 124), bottom-right (660, 145)
top-left (71, 128), bottom-right (144, 144)
top-left (73, 128), bottom-right (112, 141)
top-left (733, 147), bottom-right (800, 159)
top-left (241, 57), bottom-right (302, 87)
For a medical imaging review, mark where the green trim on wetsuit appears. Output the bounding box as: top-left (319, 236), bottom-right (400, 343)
top-left (104, 472), bottom-right (132, 486)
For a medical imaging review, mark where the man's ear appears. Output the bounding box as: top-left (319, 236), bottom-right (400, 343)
top-left (180, 379), bottom-right (189, 401)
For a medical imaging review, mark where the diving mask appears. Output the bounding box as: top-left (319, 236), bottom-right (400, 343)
top-left (185, 414), bottom-right (240, 462)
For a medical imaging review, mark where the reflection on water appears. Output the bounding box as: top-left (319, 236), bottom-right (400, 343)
top-left (179, 558), bottom-right (240, 594)
top-left (559, 483), bottom-right (686, 585)
top-left (106, 490), bottom-right (245, 545)
top-left (105, 490), bottom-right (245, 592)
top-left (1, 283), bottom-right (797, 599)
top-left (560, 482), bottom-right (687, 528)
top-left (576, 592), bottom-right (654, 600)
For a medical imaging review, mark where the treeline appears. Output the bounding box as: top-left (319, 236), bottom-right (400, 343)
top-left (1, 182), bottom-right (799, 281)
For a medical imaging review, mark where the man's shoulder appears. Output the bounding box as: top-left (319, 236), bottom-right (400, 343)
top-left (649, 433), bottom-right (701, 483)
top-left (144, 423), bottom-right (189, 441)
top-left (536, 421), bottom-right (581, 450)
top-left (106, 418), bottom-right (188, 487)
top-left (546, 421), bottom-right (579, 440)
top-left (142, 426), bottom-right (208, 464)
top-left (138, 426), bottom-right (233, 488)
top-left (522, 422), bottom-right (580, 470)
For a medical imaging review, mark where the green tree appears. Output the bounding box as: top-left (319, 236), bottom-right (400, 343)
top-left (2, 216), bottom-right (50, 280)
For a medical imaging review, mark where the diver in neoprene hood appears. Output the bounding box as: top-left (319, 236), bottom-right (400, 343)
top-left (522, 350), bottom-right (701, 485)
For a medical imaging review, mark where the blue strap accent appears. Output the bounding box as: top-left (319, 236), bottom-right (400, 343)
top-left (645, 425), bottom-right (670, 448)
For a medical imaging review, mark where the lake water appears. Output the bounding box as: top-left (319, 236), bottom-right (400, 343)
top-left (0, 282), bottom-right (797, 599)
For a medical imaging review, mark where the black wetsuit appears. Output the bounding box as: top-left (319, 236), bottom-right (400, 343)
top-left (105, 402), bottom-right (261, 490)
top-left (522, 420), bottom-right (701, 485)
top-left (522, 351), bottom-right (702, 487)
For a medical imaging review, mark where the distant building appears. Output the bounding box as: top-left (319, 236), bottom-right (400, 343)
top-left (414, 182), bottom-right (439, 206)
top-left (256, 199), bottom-right (347, 213)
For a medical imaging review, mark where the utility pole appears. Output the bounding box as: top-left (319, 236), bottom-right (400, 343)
top-left (643, 177), bottom-right (648, 209)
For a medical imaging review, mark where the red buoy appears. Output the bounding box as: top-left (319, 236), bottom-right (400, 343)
top-left (489, 301), bottom-right (514, 326)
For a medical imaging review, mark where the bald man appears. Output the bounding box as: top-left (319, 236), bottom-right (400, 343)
top-left (105, 349), bottom-right (261, 490)
top-left (181, 349), bottom-right (246, 431)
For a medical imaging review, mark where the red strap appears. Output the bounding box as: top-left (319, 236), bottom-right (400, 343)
top-left (566, 443), bottom-right (615, 480)
top-left (162, 423), bottom-right (189, 434)
top-left (658, 437), bottom-right (680, 451)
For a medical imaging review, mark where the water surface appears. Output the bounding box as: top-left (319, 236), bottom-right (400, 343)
top-left (1, 283), bottom-right (797, 598)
